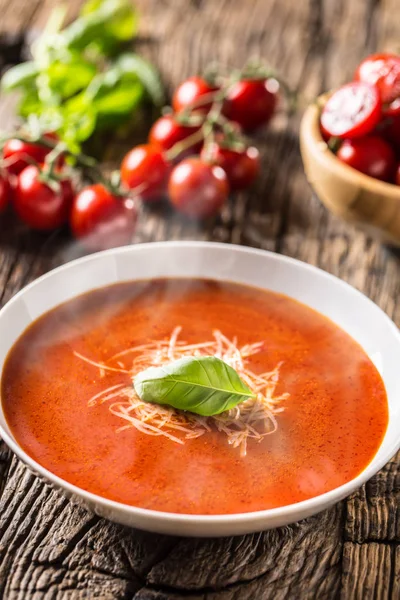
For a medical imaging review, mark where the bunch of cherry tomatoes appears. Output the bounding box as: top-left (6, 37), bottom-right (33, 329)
top-left (320, 52), bottom-right (400, 185)
top-left (0, 67), bottom-right (283, 251)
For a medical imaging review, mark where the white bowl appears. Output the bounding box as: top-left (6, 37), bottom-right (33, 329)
top-left (0, 242), bottom-right (399, 537)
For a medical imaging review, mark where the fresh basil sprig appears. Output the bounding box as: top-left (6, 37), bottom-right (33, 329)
top-left (1, 0), bottom-right (164, 152)
top-left (134, 356), bottom-right (255, 417)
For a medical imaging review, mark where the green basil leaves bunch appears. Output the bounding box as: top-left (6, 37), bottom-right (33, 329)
top-left (1, 0), bottom-right (164, 152)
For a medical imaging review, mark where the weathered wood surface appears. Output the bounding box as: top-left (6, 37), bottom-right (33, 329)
top-left (0, 0), bottom-right (399, 598)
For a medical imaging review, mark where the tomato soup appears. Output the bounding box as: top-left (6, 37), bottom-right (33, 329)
top-left (1, 279), bottom-right (388, 515)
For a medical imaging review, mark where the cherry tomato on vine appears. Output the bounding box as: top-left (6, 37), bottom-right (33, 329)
top-left (148, 114), bottom-right (202, 158)
top-left (396, 164), bottom-right (400, 186)
top-left (336, 136), bottom-right (396, 182)
top-left (14, 165), bottom-right (73, 230)
top-left (201, 143), bottom-right (260, 190)
top-left (70, 184), bottom-right (137, 251)
top-left (321, 82), bottom-right (382, 139)
top-left (168, 157), bottom-right (229, 218)
top-left (2, 133), bottom-right (59, 176)
top-left (222, 79), bottom-right (279, 131)
top-left (172, 77), bottom-right (218, 114)
top-left (0, 173), bottom-right (11, 213)
top-left (121, 144), bottom-right (169, 202)
top-left (355, 53), bottom-right (400, 116)
top-left (3, 139), bottom-right (50, 176)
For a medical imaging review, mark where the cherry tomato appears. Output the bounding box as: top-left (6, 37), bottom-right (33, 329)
top-left (321, 82), bottom-right (382, 139)
top-left (71, 184), bottom-right (137, 251)
top-left (201, 143), bottom-right (260, 190)
top-left (172, 77), bottom-right (218, 114)
top-left (355, 53), bottom-right (400, 116)
top-left (3, 139), bottom-right (50, 176)
top-left (395, 164), bottom-right (400, 185)
top-left (148, 114), bottom-right (202, 158)
top-left (14, 165), bottom-right (73, 230)
top-left (379, 115), bottom-right (400, 153)
top-left (168, 157), bottom-right (229, 218)
top-left (319, 126), bottom-right (331, 143)
top-left (222, 79), bottom-right (279, 131)
top-left (0, 173), bottom-right (11, 213)
top-left (2, 133), bottom-right (59, 176)
top-left (336, 136), bottom-right (396, 182)
top-left (396, 164), bottom-right (400, 185)
top-left (120, 144), bottom-right (169, 202)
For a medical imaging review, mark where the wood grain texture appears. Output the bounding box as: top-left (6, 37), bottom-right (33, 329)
top-left (346, 455), bottom-right (400, 544)
top-left (341, 542), bottom-right (400, 600)
top-left (0, 0), bottom-right (399, 598)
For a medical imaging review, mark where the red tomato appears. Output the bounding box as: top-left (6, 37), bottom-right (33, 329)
top-left (319, 126), bottom-right (331, 143)
top-left (355, 53), bottom-right (400, 116)
top-left (3, 139), bottom-right (50, 176)
top-left (71, 184), bottom-right (137, 251)
top-left (321, 82), bottom-right (382, 139)
top-left (168, 157), bottom-right (229, 218)
top-left (2, 133), bottom-right (60, 176)
top-left (148, 114), bottom-right (202, 158)
top-left (336, 136), bottom-right (396, 182)
top-left (172, 77), bottom-right (218, 113)
top-left (201, 144), bottom-right (260, 190)
top-left (0, 173), bottom-right (11, 213)
top-left (379, 115), bottom-right (400, 153)
top-left (222, 79), bottom-right (279, 131)
top-left (396, 164), bottom-right (400, 185)
top-left (120, 144), bottom-right (169, 202)
top-left (14, 165), bottom-right (73, 230)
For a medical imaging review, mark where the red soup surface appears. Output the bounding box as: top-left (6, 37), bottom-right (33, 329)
top-left (1, 279), bottom-right (388, 515)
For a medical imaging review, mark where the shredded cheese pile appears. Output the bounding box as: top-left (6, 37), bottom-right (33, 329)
top-left (75, 327), bottom-right (289, 456)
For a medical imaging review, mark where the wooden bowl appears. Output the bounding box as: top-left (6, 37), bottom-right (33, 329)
top-left (300, 96), bottom-right (400, 245)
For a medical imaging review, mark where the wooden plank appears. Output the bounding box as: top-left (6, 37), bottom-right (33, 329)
top-left (341, 542), bottom-right (396, 600)
top-left (346, 455), bottom-right (400, 544)
top-left (0, 0), bottom-right (42, 37)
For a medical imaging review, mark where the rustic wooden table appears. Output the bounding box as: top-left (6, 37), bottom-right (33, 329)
top-left (0, 1), bottom-right (399, 598)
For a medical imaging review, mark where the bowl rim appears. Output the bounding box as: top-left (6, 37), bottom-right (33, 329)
top-left (0, 240), bottom-right (399, 529)
top-left (300, 94), bottom-right (400, 198)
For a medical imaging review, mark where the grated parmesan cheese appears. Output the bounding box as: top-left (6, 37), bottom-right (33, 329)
top-left (76, 328), bottom-right (289, 457)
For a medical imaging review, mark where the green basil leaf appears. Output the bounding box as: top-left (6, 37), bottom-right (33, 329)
top-left (33, 107), bottom-right (65, 133)
top-left (94, 81), bottom-right (143, 126)
top-left (63, 0), bottom-right (136, 52)
top-left (85, 67), bottom-right (124, 99)
top-left (1, 62), bottom-right (39, 91)
top-left (115, 53), bottom-right (165, 106)
top-left (134, 356), bottom-right (255, 417)
top-left (29, 98), bottom-right (97, 151)
top-left (54, 96), bottom-right (97, 147)
top-left (105, 2), bottom-right (137, 43)
top-left (80, 0), bottom-right (104, 15)
top-left (18, 89), bottom-right (42, 118)
top-left (83, 64), bottom-right (144, 127)
top-left (45, 54), bottom-right (97, 99)
top-left (63, 105), bottom-right (97, 144)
